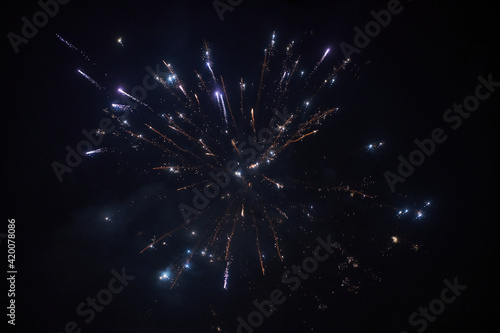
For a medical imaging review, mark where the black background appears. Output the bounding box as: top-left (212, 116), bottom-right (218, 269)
top-left (2, 0), bottom-right (500, 332)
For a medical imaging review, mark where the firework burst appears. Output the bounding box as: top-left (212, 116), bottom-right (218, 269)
top-left (62, 31), bottom-right (430, 291)
top-left (127, 33), bottom-right (352, 288)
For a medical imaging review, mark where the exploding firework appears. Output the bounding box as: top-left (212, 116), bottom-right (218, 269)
top-left (61, 31), bottom-right (430, 291)
top-left (127, 33), bottom-right (351, 288)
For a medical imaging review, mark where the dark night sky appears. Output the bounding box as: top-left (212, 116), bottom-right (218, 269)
top-left (2, 0), bottom-right (500, 332)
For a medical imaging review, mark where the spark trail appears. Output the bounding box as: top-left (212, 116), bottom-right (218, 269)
top-left (77, 70), bottom-right (104, 90)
